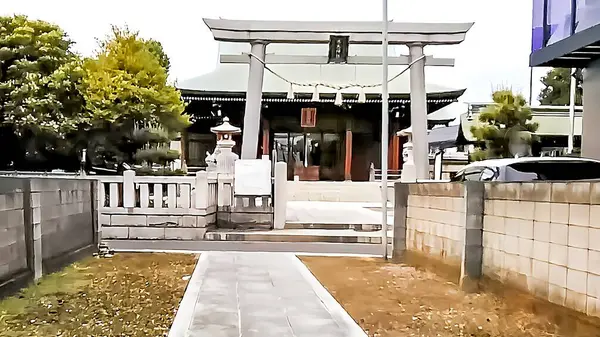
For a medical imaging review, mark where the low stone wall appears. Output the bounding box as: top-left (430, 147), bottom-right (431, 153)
top-left (287, 181), bottom-right (394, 204)
top-left (393, 181), bottom-right (600, 319)
top-left (0, 177), bottom-right (97, 297)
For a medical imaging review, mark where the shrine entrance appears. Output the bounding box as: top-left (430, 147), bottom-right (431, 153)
top-left (274, 132), bottom-right (344, 181)
top-left (199, 18), bottom-right (473, 180)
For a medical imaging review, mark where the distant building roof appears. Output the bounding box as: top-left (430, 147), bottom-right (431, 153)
top-left (459, 105), bottom-right (584, 142)
top-left (427, 102), bottom-right (467, 123)
top-left (427, 125), bottom-right (466, 149)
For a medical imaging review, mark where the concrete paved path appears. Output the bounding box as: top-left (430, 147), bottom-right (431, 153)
top-left (169, 252), bottom-right (367, 337)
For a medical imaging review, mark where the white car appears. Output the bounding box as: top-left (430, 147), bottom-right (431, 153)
top-left (451, 157), bottom-right (600, 182)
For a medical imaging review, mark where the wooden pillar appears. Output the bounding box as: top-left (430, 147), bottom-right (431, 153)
top-left (344, 122), bottom-right (353, 181)
top-left (180, 131), bottom-right (188, 164)
top-left (398, 136), bottom-right (405, 170)
top-left (390, 134), bottom-right (401, 171)
top-left (261, 118), bottom-right (270, 156)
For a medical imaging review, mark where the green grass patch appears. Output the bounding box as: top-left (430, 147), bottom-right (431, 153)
top-left (0, 253), bottom-right (197, 337)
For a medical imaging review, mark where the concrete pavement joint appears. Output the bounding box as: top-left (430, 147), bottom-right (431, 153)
top-left (168, 253), bottom-right (208, 337)
top-left (287, 254), bottom-right (367, 337)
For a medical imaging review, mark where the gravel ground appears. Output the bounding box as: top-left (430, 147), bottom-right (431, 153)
top-left (301, 256), bottom-right (600, 337)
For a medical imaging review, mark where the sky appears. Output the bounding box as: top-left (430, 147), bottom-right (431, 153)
top-left (1, 0), bottom-right (548, 105)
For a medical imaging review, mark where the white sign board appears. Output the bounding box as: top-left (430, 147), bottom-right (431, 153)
top-left (234, 159), bottom-right (272, 196)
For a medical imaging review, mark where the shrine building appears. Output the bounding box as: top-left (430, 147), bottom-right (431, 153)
top-left (177, 19), bottom-right (472, 181)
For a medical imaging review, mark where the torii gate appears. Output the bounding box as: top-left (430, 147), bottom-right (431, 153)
top-left (202, 19), bottom-right (473, 179)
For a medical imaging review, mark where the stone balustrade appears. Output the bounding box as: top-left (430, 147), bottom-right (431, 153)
top-left (98, 171), bottom-right (218, 240)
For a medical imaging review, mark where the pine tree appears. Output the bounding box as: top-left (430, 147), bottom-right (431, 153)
top-left (538, 68), bottom-right (582, 106)
top-left (470, 90), bottom-right (539, 161)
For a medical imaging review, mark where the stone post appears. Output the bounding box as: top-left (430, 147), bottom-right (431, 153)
top-left (123, 170), bottom-right (136, 208)
top-left (459, 181), bottom-right (485, 292)
top-left (29, 180), bottom-right (43, 281)
top-left (90, 180), bottom-right (100, 246)
top-left (274, 162), bottom-right (287, 230)
top-left (195, 171), bottom-right (208, 210)
top-left (392, 182), bottom-right (409, 262)
top-left (217, 174), bottom-right (234, 209)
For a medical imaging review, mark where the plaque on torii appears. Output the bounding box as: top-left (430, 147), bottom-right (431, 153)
top-left (328, 35), bottom-right (349, 64)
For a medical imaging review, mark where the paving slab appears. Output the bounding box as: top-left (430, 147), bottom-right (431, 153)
top-left (169, 252), bottom-right (367, 337)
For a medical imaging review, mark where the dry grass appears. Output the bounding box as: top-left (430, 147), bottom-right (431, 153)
top-left (302, 257), bottom-right (600, 337)
top-left (0, 253), bottom-right (197, 337)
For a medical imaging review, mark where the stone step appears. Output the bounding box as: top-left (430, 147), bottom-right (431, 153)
top-left (204, 228), bottom-right (393, 244)
top-left (364, 205), bottom-right (394, 212)
top-left (105, 239), bottom-right (391, 256)
top-left (285, 222), bottom-right (394, 232)
top-left (284, 222), bottom-right (382, 231)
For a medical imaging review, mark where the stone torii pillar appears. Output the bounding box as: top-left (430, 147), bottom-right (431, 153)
top-left (241, 42), bottom-right (267, 159)
top-left (408, 44), bottom-right (429, 180)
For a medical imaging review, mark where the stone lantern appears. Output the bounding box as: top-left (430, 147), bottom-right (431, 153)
top-left (397, 126), bottom-right (417, 182)
top-left (208, 117), bottom-right (241, 174)
top-left (508, 130), bottom-right (533, 158)
top-left (211, 117), bottom-right (241, 143)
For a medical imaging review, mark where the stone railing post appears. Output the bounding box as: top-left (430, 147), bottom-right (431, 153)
top-left (195, 171), bottom-right (208, 210)
top-left (90, 180), bottom-right (100, 246)
top-left (459, 181), bottom-right (485, 292)
top-left (122, 170), bottom-right (135, 208)
top-left (217, 174), bottom-right (233, 209)
top-left (274, 162), bottom-right (287, 230)
top-left (392, 182), bottom-right (409, 262)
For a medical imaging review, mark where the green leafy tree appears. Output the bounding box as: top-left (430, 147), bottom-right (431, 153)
top-left (81, 26), bottom-right (189, 169)
top-left (470, 90), bottom-right (539, 161)
top-left (538, 68), bottom-right (582, 105)
top-left (145, 39), bottom-right (171, 74)
top-left (0, 15), bottom-right (86, 169)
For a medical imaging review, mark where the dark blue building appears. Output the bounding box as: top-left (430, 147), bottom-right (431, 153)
top-left (530, 0), bottom-right (600, 160)
top-left (531, 0), bottom-right (600, 67)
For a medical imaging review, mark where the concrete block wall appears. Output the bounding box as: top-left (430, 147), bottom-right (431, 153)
top-left (31, 179), bottom-right (96, 265)
top-left (482, 182), bottom-right (600, 318)
top-left (393, 181), bottom-right (600, 319)
top-left (0, 179), bottom-right (28, 291)
top-left (405, 183), bottom-right (465, 267)
top-left (0, 177), bottom-right (97, 297)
